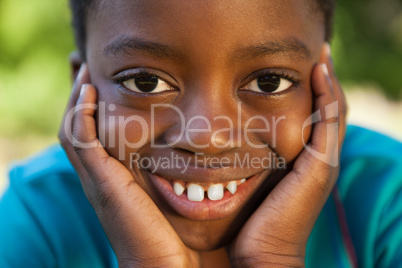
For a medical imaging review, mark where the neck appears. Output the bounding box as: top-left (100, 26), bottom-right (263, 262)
top-left (198, 248), bottom-right (231, 268)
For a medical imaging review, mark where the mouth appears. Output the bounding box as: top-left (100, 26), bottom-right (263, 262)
top-left (172, 178), bottom-right (247, 201)
top-left (145, 171), bottom-right (265, 221)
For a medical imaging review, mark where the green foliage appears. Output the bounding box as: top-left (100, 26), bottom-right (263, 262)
top-left (0, 0), bottom-right (74, 138)
top-left (332, 0), bottom-right (402, 99)
top-left (0, 0), bottom-right (401, 138)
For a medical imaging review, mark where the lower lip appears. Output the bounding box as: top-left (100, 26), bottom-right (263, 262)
top-left (146, 172), bottom-right (261, 220)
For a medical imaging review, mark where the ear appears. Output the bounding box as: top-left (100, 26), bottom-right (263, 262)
top-left (69, 51), bottom-right (84, 82)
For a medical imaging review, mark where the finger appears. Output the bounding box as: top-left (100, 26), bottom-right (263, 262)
top-left (58, 63), bottom-right (91, 180)
top-left (300, 62), bottom-right (340, 170)
top-left (274, 60), bottom-right (344, 237)
top-left (58, 63), bottom-right (90, 144)
top-left (289, 59), bottom-right (343, 204)
top-left (289, 51), bottom-right (345, 202)
top-left (71, 84), bottom-right (123, 197)
top-left (71, 83), bottom-right (155, 216)
top-left (257, 63), bottom-right (340, 230)
top-left (66, 63), bottom-right (90, 120)
top-left (233, 50), bottom-right (347, 253)
top-left (321, 43), bottom-right (343, 103)
top-left (293, 62), bottom-right (340, 206)
top-left (320, 43), bottom-right (348, 149)
top-left (71, 85), bottom-right (188, 261)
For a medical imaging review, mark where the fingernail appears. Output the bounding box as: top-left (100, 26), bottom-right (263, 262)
top-left (324, 43), bottom-right (331, 57)
top-left (321, 63), bottom-right (329, 76)
top-left (76, 63), bottom-right (87, 83)
top-left (324, 43), bottom-right (334, 67)
top-left (79, 84), bottom-right (88, 98)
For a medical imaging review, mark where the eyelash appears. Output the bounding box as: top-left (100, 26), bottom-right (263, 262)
top-left (113, 68), bottom-right (300, 93)
top-left (113, 67), bottom-right (167, 85)
top-left (249, 70), bottom-right (299, 86)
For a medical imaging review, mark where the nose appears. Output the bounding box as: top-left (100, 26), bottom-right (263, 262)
top-left (164, 84), bottom-right (242, 156)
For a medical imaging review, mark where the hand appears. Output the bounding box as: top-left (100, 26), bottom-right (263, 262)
top-left (227, 43), bottom-right (347, 267)
top-left (58, 64), bottom-right (199, 267)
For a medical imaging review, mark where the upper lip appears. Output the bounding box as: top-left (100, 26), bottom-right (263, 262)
top-left (135, 149), bottom-right (273, 184)
top-left (150, 165), bottom-right (264, 184)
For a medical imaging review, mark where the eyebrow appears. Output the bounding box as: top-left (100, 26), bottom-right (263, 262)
top-left (104, 36), bottom-right (182, 59)
top-left (104, 36), bottom-right (311, 62)
top-left (232, 37), bottom-right (311, 61)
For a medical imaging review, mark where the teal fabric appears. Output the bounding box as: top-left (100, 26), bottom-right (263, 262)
top-left (1, 126), bottom-right (401, 267)
top-left (0, 146), bottom-right (117, 267)
top-left (306, 126), bottom-right (402, 267)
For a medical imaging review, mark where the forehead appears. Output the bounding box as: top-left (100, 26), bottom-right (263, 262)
top-left (87, 0), bottom-right (324, 65)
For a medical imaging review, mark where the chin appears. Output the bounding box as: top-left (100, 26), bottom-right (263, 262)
top-left (162, 173), bottom-right (287, 252)
top-left (176, 223), bottom-right (237, 251)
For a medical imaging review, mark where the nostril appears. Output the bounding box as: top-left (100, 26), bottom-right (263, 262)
top-left (162, 115), bottom-right (241, 156)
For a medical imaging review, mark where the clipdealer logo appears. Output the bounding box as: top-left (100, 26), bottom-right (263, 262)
top-left (129, 152), bottom-right (286, 173)
top-left (64, 101), bottom-right (339, 167)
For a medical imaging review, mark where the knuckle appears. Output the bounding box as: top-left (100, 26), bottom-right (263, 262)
top-left (73, 147), bottom-right (94, 168)
top-left (84, 178), bottom-right (115, 213)
top-left (91, 179), bottom-right (122, 217)
top-left (95, 186), bottom-right (115, 213)
top-left (72, 142), bottom-right (85, 155)
top-left (311, 164), bottom-right (339, 194)
top-left (326, 116), bottom-right (340, 125)
top-left (311, 173), bottom-right (331, 195)
top-left (72, 144), bottom-right (94, 169)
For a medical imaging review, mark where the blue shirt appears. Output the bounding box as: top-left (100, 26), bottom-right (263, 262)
top-left (1, 126), bottom-right (401, 267)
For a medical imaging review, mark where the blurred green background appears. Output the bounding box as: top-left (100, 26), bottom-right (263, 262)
top-left (332, 0), bottom-right (402, 98)
top-left (1, 0), bottom-right (401, 140)
top-left (0, 0), bottom-right (73, 139)
top-left (0, 0), bottom-right (401, 191)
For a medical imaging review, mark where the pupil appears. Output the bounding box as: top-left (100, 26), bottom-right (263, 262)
top-left (257, 75), bottom-right (280, 92)
top-left (135, 76), bottom-right (159, 92)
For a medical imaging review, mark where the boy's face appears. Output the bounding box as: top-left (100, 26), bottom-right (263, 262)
top-left (84, 0), bottom-right (325, 250)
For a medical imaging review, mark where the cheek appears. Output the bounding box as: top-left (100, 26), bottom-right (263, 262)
top-left (246, 89), bottom-right (313, 162)
top-left (96, 107), bottom-right (153, 164)
top-left (273, 94), bottom-right (313, 161)
top-left (273, 111), bottom-right (312, 162)
top-left (96, 105), bottom-right (182, 172)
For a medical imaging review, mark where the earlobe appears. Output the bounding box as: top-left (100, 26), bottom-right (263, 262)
top-left (69, 50), bottom-right (84, 82)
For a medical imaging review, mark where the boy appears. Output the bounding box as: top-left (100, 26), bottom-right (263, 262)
top-left (1, 0), bottom-right (401, 267)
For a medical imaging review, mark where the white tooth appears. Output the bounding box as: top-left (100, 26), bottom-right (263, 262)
top-left (187, 184), bottom-right (204, 201)
top-left (208, 184), bottom-right (224, 201)
top-left (239, 178), bottom-right (246, 184)
top-left (173, 182), bottom-right (185, 196)
top-left (226, 181), bottom-right (237, 194)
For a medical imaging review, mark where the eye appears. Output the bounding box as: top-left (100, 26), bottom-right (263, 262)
top-left (122, 74), bottom-right (175, 93)
top-left (241, 74), bottom-right (293, 93)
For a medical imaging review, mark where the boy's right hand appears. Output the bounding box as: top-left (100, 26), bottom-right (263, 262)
top-left (58, 64), bottom-right (198, 267)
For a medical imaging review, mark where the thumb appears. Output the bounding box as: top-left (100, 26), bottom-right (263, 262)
top-left (71, 84), bottom-right (189, 262)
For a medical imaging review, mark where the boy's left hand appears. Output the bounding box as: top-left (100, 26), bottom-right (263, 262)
top-left (227, 44), bottom-right (347, 267)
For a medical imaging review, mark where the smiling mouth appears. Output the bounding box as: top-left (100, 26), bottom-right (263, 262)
top-left (172, 178), bottom-right (247, 201)
top-left (145, 170), bottom-right (265, 221)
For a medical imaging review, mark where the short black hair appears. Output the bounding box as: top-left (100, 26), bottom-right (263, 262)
top-left (69, 0), bottom-right (335, 60)
top-left (69, 0), bottom-right (95, 60)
